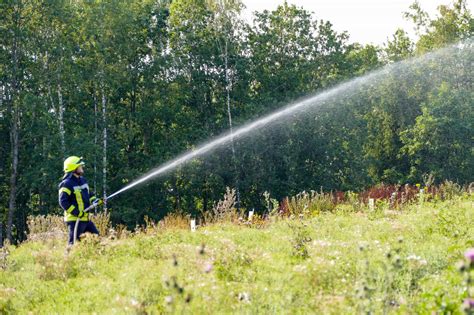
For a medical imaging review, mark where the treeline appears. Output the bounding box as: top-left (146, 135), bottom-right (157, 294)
top-left (1, 0), bottom-right (472, 241)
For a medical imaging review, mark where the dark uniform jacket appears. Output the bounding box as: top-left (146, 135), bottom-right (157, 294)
top-left (58, 173), bottom-right (97, 222)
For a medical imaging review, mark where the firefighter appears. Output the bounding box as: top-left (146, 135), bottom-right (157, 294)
top-left (58, 156), bottom-right (102, 245)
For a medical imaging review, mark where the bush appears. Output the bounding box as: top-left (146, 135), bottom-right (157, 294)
top-left (438, 180), bottom-right (463, 200)
top-left (92, 212), bottom-right (112, 237)
top-left (159, 211), bottom-right (190, 230)
top-left (288, 222), bottom-right (312, 259)
top-left (201, 187), bottom-right (242, 224)
top-left (27, 215), bottom-right (66, 242)
top-left (287, 190), bottom-right (336, 217)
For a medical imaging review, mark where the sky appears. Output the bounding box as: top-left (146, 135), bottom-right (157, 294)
top-left (242, 0), bottom-right (473, 45)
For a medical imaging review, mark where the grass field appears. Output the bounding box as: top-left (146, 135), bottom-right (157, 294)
top-left (0, 194), bottom-right (473, 314)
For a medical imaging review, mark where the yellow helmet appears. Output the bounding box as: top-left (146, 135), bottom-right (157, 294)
top-left (63, 156), bottom-right (85, 173)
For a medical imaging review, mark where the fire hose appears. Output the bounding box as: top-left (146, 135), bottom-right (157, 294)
top-left (72, 199), bottom-right (106, 244)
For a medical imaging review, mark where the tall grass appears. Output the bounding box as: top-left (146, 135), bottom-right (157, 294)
top-left (24, 182), bottom-right (472, 242)
top-left (1, 184), bottom-right (472, 313)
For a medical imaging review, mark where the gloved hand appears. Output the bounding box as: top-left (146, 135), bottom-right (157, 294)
top-left (92, 198), bottom-right (104, 207)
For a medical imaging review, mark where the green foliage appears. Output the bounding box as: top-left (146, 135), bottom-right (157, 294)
top-left (401, 84), bottom-right (474, 183)
top-left (384, 29), bottom-right (414, 62)
top-left (288, 221), bottom-right (312, 259)
top-left (405, 0), bottom-right (473, 52)
top-left (286, 190), bottom-right (335, 217)
top-left (215, 248), bottom-right (253, 281)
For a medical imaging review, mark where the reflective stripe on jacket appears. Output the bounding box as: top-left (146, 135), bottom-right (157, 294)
top-left (58, 173), bottom-right (96, 222)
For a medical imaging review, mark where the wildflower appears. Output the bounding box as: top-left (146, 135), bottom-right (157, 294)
top-left (463, 298), bottom-right (474, 310)
top-left (407, 254), bottom-right (427, 266)
top-left (165, 296), bottom-right (173, 304)
top-left (464, 248), bottom-right (474, 263)
top-left (204, 262), bottom-right (213, 273)
top-left (238, 292), bottom-right (250, 302)
top-left (407, 254), bottom-right (421, 261)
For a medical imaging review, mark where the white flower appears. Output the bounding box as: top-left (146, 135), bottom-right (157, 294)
top-left (407, 254), bottom-right (421, 261)
top-left (238, 292), bottom-right (250, 303)
top-left (406, 254), bottom-right (427, 266)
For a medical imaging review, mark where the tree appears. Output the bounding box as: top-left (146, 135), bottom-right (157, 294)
top-left (384, 28), bottom-right (414, 62)
top-left (2, 0), bottom-right (24, 242)
top-left (405, 0), bottom-right (473, 52)
top-left (401, 83), bottom-right (473, 182)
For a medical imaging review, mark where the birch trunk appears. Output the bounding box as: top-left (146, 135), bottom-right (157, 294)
top-left (7, 85), bottom-right (20, 243)
top-left (224, 40), bottom-right (241, 209)
top-left (94, 92), bottom-right (98, 193)
top-left (102, 88), bottom-right (107, 213)
top-left (57, 74), bottom-right (65, 155)
top-left (7, 2), bottom-right (21, 243)
top-left (45, 53), bottom-right (64, 156)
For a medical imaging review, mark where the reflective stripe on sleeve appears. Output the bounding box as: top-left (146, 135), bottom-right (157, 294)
top-left (66, 205), bottom-right (75, 213)
top-left (59, 187), bottom-right (72, 195)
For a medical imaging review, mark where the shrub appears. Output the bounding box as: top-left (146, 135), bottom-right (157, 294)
top-left (360, 184), bottom-right (429, 209)
top-left (288, 222), bottom-right (312, 259)
top-left (439, 180), bottom-right (463, 200)
top-left (202, 187), bottom-right (242, 224)
top-left (27, 215), bottom-right (66, 242)
top-left (0, 246), bottom-right (9, 270)
top-left (113, 224), bottom-right (131, 239)
top-left (346, 191), bottom-right (363, 212)
top-left (159, 211), bottom-right (190, 230)
top-left (92, 212), bottom-right (112, 237)
top-left (264, 191), bottom-right (280, 216)
top-left (245, 213), bottom-right (268, 229)
top-left (287, 190), bottom-right (336, 217)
